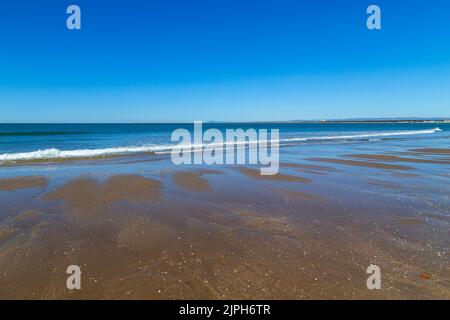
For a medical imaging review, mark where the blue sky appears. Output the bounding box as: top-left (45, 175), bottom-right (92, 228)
top-left (0, 0), bottom-right (449, 122)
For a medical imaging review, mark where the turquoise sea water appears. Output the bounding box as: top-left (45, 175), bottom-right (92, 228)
top-left (0, 123), bottom-right (448, 163)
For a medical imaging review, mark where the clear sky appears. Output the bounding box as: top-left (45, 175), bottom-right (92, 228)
top-left (1, 0), bottom-right (449, 122)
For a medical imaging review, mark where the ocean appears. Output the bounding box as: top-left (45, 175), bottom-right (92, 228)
top-left (0, 123), bottom-right (448, 163)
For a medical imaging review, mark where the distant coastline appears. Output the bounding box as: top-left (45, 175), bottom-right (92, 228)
top-left (1, 118), bottom-right (450, 125)
top-left (207, 118), bottom-right (450, 124)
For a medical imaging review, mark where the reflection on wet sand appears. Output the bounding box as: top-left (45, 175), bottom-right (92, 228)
top-left (239, 167), bottom-right (311, 183)
top-left (367, 179), bottom-right (400, 189)
top-left (280, 162), bottom-right (338, 175)
top-left (307, 158), bottom-right (413, 170)
top-left (347, 154), bottom-right (450, 165)
top-left (390, 172), bottom-right (420, 178)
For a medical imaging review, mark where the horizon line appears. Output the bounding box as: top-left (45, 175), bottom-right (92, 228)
top-left (1, 117), bottom-right (450, 125)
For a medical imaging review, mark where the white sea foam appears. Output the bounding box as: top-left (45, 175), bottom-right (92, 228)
top-left (281, 127), bottom-right (442, 142)
top-left (0, 145), bottom-right (175, 162)
top-left (0, 127), bottom-right (442, 162)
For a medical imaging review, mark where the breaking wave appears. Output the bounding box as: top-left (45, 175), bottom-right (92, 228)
top-left (0, 127), bottom-right (442, 162)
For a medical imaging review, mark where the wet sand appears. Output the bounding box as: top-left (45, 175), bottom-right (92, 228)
top-left (239, 167), bottom-right (311, 183)
top-left (409, 148), bottom-right (450, 154)
top-left (280, 162), bottom-right (338, 175)
top-left (307, 158), bottom-right (413, 170)
top-left (172, 170), bottom-right (223, 192)
top-left (0, 176), bottom-right (48, 191)
top-left (347, 154), bottom-right (450, 165)
top-left (280, 162), bottom-right (336, 171)
top-left (276, 188), bottom-right (322, 201)
top-left (0, 146), bottom-right (449, 300)
top-left (44, 175), bottom-right (162, 205)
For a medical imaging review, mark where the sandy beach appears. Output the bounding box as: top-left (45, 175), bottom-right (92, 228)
top-left (0, 140), bottom-right (449, 300)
